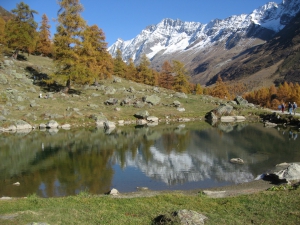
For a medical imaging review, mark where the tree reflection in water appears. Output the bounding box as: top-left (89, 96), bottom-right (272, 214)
top-left (0, 122), bottom-right (300, 197)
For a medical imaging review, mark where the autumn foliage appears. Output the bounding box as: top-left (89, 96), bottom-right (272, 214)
top-left (3, 0), bottom-right (299, 104)
top-left (35, 14), bottom-right (52, 56)
top-left (243, 82), bottom-right (300, 108)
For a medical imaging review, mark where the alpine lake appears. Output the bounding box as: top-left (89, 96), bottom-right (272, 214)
top-left (1, 120), bottom-right (300, 198)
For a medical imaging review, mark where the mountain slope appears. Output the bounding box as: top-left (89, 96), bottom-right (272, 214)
top-left (108, 0), bottom-right (300, 86)
top-left (211, 10), bottom-right (300, 88)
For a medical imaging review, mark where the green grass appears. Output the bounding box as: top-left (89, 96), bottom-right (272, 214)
top-left (0, 189), bottom-right (299, 224)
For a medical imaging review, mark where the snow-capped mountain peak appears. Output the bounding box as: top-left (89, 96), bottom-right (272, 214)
top-left (108, 0), bottom-right (300, 76)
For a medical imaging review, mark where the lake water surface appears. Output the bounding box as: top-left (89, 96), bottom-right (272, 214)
top-left (1, 121), bottom-right (300, 197)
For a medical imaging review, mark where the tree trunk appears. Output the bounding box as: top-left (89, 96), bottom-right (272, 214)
top-left (63, 77), bottom-right (71, 93)
top-left (12, 49), bottom-right (19, 59)
top-left (94, 78), bottom-right (99, 87)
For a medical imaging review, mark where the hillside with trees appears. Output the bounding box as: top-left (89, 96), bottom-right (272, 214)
top-left (0, 0), bottom-right (300, 107)
top-left (0, 1), bottom-right (203, 96)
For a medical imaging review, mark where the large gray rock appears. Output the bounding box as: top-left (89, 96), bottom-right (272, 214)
top-left (120, 98), bottom-right (132, 106)
top-left (134, 110), bottom-right (149, 119)
top-left (39, 123), bottom-right (47, 129)
top-left (205, 111), bottom-right (218, 121)
top-left (136, 119), bottom-right (147, 125)
top-left (91, 113), bottom-right (108, 126)
top-left (174, 92), bottom-right (188, 99)
top-left (0, 73), bottom-right (8, 84)
top-left (276, 163), bottom-right (300, 182)
top-left (147, 116), bottom-right (159, 123)
top-left (177, 209), bottom-right (208, 225)
top-left (133, 101), bottom-right (145, 108)
top-left (104, 121), bottom-right (116, 130)
top-left (3, 60), bottom-right (14, 67)
top-left (172, 100), bottom-right (181, 107)
top-left (15, 120), bottom-right (32, 130)
top-left (235, 96), bottom-right (248, 105)
top-left (113, 77), bottom-right (122, 83)
top-left (221, 116), bottom-right (246, 122)
top-left (105, 98), bottom-right (118, 105)
top-left (105, 86), bottom-right (116, 95)
top-left (154, 209), bottom-right (207, 225)
top-left (144, 95), bottom-right (161, 105)
top-left (215, 104), bottom-right (233, 116)
top-left (46, 120), bottom-right (59, 128)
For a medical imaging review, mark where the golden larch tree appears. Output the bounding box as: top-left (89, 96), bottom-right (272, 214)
top-left (172, 60), bottom-right (190, 93)
top-left (136, 54), bottom-right (153, 85)
top-left (113, 48), bottom-right (127, 78)
top-left (125, 58), bottom-right (137, 80)
top-left (159, 61), bottom-right (174, 90)
top-left (195, 83), bottom-right (203, 95)
top-left (5, 2), bottom-right (38, 58)
top-left (210, 75), bottom-right (230, 99)
top-left (36, 14), bottom-right (52, 56)
top-left (80, 24), bottom-right (113, 84)
top-left (53, 0), bottom-right (87, 92)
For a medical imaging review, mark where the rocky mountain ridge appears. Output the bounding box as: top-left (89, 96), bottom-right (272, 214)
top-left (108, 0), bottom-right (300, 87)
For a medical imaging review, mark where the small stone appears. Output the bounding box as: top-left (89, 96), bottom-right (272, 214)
top-left (136, 187), bottom-right (149, 191)
top-left (0, 197), bottom-right (12, 200)
top-left (109, 188), bottom-right (119, 195)
top-left (177, 107), bottom-right (185, 112)
top-left (13, 182), bottom-right (20, 186)
top-left (230, 158), bottom-right (244, 164)
top-left (61, 124), bottom-right (71, 129)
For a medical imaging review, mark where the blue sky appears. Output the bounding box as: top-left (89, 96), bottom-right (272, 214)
top-left (1, 0), bottom-right (281, 47)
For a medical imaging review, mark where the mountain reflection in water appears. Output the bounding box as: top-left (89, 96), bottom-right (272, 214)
top-left (0, 122), bottom-right (299, 197)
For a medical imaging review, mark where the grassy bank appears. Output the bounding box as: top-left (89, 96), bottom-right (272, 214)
top-left (0, 54), bottom-right (266, 129)
top-left (0, 188), bottom-right (299, 225)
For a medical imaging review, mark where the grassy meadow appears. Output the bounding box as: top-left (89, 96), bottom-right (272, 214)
top-left (0, 188), bottom-right (299, 224)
